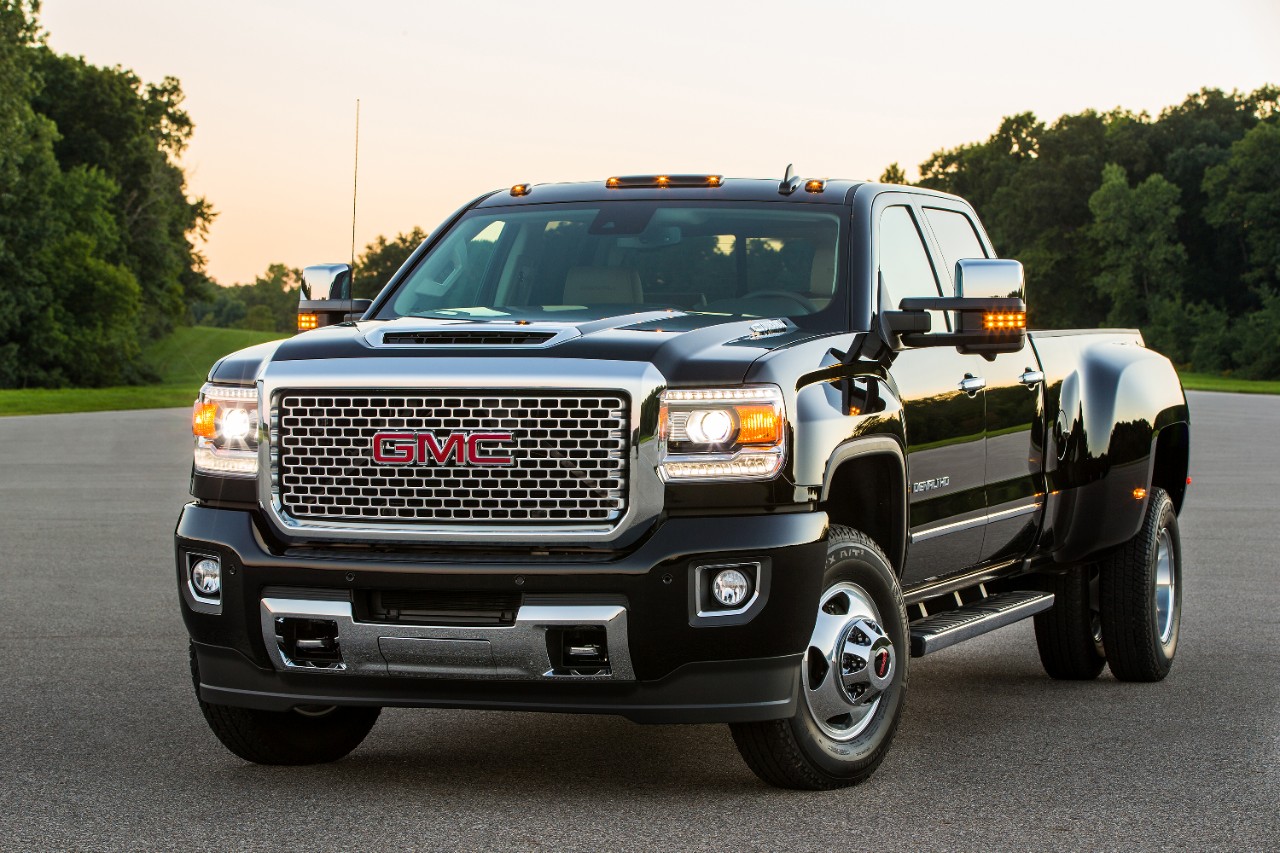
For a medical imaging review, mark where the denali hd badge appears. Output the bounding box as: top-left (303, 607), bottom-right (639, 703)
top-left (371, 431), bottom-right (514, 466)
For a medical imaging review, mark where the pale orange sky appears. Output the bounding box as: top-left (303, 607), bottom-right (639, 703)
top-left (40, 0), bottom-right (1279, 286)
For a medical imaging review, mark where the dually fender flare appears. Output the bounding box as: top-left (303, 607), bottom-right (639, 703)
top-left (818, 435), bottom-right (909, 570)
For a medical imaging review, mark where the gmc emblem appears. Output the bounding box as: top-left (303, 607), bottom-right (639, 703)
top-left (371, 431), bottom-right (514, 466)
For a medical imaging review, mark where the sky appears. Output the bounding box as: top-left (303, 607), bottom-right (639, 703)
top-left (39, 0), bottom-right (1279, 287)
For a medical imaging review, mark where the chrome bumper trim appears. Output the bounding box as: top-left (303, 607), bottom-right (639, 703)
top-left (260, 596), bottom-right (635, 681)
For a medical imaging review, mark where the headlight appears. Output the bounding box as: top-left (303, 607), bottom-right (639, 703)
top-left (658, 385), bottom-right (786, 481)
top-left (192, 383), bottom-right (259, 477)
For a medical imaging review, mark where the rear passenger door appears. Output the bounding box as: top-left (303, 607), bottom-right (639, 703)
top-left (920, 204), bottom-right (1045, 564)
top-left (877, 201), bottom-right (986, 586)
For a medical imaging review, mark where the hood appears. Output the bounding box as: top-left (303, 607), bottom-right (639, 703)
top-left (216, 311), bottom-right (830, 387)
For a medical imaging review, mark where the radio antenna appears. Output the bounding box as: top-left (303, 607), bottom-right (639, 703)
top-left (350, 98), bottom-right (360, 289)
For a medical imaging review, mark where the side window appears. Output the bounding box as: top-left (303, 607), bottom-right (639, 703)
top-left (878, 205), bottom-right (942, 312)
top-left (922, 207), bottom-right (988, 291)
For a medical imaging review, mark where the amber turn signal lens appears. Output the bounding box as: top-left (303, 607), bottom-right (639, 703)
top-left (297, 312), bottom-right (319, 331)
top-left (735, 405), bottom-right (783, 445)
top-left (1133, 487), bottom-right (1148, 500)
top-left (983, 311), bottom-right (1026, 330)
top-left (192, 402), bottom-right (218, 438)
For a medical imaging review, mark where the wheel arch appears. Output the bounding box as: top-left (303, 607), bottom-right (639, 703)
top-left (820, 436), bottom-right (907, 575)
top-left (1150, 421), bottom-right (1190, 513)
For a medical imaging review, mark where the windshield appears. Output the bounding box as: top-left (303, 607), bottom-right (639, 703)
top-left (376, 202), bottom-right (846, 326)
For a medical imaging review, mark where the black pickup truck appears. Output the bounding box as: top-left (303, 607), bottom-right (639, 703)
top-left (178, 173), bottom-right (1190, 789)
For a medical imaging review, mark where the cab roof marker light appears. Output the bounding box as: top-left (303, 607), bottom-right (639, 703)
top-left (510, 183), bottom-right (532, 197)
top-left (804, 179), bottom-right (826, 193)
top-left (604, 175), bottom-right (724, 189)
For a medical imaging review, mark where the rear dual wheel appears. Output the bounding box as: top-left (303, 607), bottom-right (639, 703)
top-left (1033, 487), bottom-right (1182, 682)
top-left (731, 527), bottom-right (908, 790)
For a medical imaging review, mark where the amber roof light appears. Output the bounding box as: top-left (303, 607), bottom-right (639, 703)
top-left (605, 174), bottom-right (724, 189)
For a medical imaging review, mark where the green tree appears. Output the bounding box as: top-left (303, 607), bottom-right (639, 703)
top-left (0, 0), bottom-right (146, 387)
top-left (1087, 163), bottom-right (1186, 328)
top-left (353, 228), bottom-right (428, 299)
top-left (1203, 120), bottom-right (1280, 290)
top-left (878, 163), bottom-right (907, 184)
top-left (28, 47), bottom-right (214, 339)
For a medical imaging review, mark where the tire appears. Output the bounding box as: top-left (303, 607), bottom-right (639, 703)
top-left (189, 643), bottom-right (380, 765)
top-left (1033, 564), bottom-right (1106, 680)
top-left (1099, 487), bottom-right (1182, 682)
top-left (730, 526), bottom-right (908, 790)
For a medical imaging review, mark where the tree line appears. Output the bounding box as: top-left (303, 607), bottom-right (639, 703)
top-left (3, 0), bottom-right (1276, 386)
top-left (0, 1), bottom-right (211, 387)
top-left (884, 85), bottom-right (1280, 379)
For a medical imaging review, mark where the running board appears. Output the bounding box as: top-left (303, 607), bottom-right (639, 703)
top-left (909, 590), bottom-right (1054, 657)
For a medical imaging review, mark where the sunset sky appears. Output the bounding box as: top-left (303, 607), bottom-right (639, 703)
top-left (40, 0), bottom-right (1278, 287)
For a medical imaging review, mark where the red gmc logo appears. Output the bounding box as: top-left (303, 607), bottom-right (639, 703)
top-left (371, 432), bottom-right (515, 466)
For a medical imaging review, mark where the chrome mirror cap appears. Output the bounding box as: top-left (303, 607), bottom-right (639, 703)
top-left (300, 264), bottom-right (352, 302)
top-left (955, 258), bottom-right (1024, 302)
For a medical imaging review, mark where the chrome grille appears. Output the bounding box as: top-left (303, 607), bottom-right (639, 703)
top-left (274, 391), bottom-right (629, 525)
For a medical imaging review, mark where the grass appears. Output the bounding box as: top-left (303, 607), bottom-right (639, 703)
top-left (0, 327), bottom-right (286, 416)
top-left (1178, 372), bottom-right (1280, 395)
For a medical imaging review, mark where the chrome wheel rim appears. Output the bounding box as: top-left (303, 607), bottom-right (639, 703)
top-left (803, 582), bottom-right (895, 742)
top-left (1155, 528), bottom-right (1176, 645)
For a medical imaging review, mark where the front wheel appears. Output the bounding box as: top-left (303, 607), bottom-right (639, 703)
top-left (730, 526), bottom-right (908, 790)
top-left (1099, 487), bottom-right (1183, 681)
top-left (190, 643), bottom-right (380, 765)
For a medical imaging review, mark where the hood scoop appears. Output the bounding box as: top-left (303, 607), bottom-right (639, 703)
top-left (380, 329), bottom-right (557, 346)
top-left (365, 321), bottom-right (579, 349)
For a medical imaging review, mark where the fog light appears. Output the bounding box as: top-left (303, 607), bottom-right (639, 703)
top-left (191, 558), bottom-right (221, 598)
top-left (712, 568), bottom-right (751, 607)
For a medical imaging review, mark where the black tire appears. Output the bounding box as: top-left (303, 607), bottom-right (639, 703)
top-left (1033, 564), bottom-right (1106, 680)
top-left (1099, 488), bottom-right (1182, 682)
top-left (730, 526), bottom-right (908, 790)
top-left (189, 643), bottom-right (380, 765)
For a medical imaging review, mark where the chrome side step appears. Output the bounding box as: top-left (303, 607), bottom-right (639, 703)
top-left (909, 590), bottom-right (1054, 657)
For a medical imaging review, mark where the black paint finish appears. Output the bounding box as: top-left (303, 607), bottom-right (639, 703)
top-left (185, 179), bottom-right (1190, 720)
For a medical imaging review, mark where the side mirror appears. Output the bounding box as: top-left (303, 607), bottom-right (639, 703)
top-left (300, 264), bottom-right (351, 302)
top-left (955, 258), bottom-right (1024, 301)
top-left (298, 264), bottom-right (367, 332)
top-left (884, 259), bottom-right (1026, 355)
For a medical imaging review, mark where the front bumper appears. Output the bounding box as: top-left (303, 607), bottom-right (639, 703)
top-left (176, 504), bottom-right (828, 724)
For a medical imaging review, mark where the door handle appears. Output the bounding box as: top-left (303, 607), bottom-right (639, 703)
top-left (1019, 368), bottom-right (1045, 388)
top-left (959, 373), bottom-right (986, 395)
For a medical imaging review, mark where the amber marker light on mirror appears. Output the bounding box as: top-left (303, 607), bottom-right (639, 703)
top-left (192, 402), bottom-right (218, 439)
top-left (983, 311), bottom-right (1026, 330)
top-left (297, 313), bottom-right (319, 331)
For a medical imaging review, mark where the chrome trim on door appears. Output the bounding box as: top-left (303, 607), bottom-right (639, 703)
top-left (911, 501), bottom-right (1042, 544)
top-left (261, 596), bottom-right (635, 680)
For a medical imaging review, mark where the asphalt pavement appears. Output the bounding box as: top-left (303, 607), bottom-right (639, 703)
top-left (1, 391), bottom-right (1277, 850)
